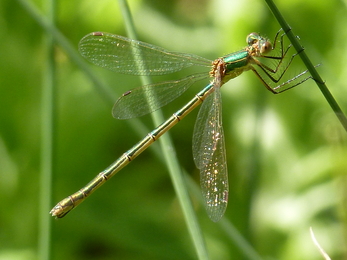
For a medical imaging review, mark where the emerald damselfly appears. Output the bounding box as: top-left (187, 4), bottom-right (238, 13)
top-left (50, 30), bottom-right (312, 222)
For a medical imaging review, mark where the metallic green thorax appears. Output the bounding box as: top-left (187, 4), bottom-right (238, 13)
top-left (222, 50), bottom-right (250, 82)
top-left (218, 33), bottom-right (272, 84)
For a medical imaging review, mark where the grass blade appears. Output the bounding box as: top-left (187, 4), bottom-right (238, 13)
top-left (118, 1), bottom-right (209, 259)
top-left (264, 0), bottom-right (347, 131)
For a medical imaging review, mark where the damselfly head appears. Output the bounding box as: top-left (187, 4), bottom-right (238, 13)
top-left (246, 32), bottom-right (272, 56)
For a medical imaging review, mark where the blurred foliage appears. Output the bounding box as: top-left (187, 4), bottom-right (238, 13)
top-left (1, 0), bottom-right (347, 259)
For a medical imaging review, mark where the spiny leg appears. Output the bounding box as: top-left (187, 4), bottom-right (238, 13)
top-left (260, 29), bottom-right (293, 73)
top-left (258, 29), bottom-right (300, 76)
top-left (251, 29), bottom-right (313, 93)
top-left (252, 61), bottom-right (318, 94)
top-left (272, 65), bottom-right (320, 93)
top-left (254, 49), bottom-right (303, 85)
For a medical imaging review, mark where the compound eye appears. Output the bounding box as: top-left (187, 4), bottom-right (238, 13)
top-left (246, 32), bottom-right (259, 45)
top-left (260, 41), bottom-right (272, 54)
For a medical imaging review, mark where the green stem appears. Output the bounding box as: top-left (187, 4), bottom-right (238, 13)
top-left (264, 0), bottom-right (347, 132)
top-left (16, 0), bottom-right (115, 106)
top-left (118, 1), bottom-right (209, 259)
top-left (38, 0), bottom-right (55, 259)
top-left (16, 0), bottom-right (153, 142)
top-left (186, 175), bottom-right (264, 260)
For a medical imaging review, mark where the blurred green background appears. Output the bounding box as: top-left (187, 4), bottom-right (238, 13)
top-left (1, 0), bottom-right (347, 259)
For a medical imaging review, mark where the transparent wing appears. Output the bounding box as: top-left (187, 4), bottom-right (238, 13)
top-left (192, 86), bottom-right (228, 222)
top-left (112, 73), bottom-right (208, 119)
top-left (79, 32), bottom-right (212, 75)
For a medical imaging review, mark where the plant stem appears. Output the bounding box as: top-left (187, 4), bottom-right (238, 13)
top-left (265, 0), bottom-right (347, 132)
top-left (38, 0), bottom-right (55, 259)
top-left (117, 1), bottom-right (209, 259)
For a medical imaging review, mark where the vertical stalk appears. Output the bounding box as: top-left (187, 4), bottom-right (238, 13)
top-left (264, 0), bottom-right (347, 131)
top-left (38, 0), bottom-right (55, 259)
top-left (117, 1), bottom-right (209, 259)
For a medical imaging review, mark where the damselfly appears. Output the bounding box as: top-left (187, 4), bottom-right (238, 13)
top-left (51, 30), bottom-right (312, 222)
